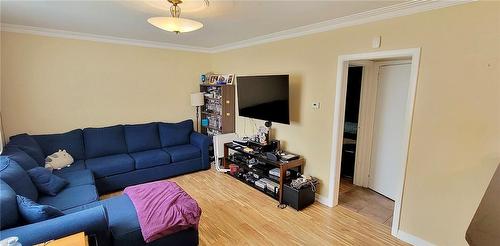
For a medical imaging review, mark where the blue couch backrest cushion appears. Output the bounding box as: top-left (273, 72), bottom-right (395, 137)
top-left (0, 180), bottom-right (18, 229)
top-left (16, 195), bottom-right (64, 224)
top-left (8, 134), bottom-right (45, 165)
top-left (0, 156), bottom-right (38, 201)
top-left (83, 125), bottom-right (128, 158)
top-left (124, 123), bottom-right (161, 153)
top-left (158, 120), bottom-right (193, 147)
top-left (33, 129), bottom-right (86, 161)
top-left (1, 147), bottom-right (39, 171)
top-left (27, 167), bottom-right (68, 196)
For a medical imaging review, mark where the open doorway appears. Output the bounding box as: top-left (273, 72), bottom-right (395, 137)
top-left (328, 48), bottom-right (421, 237)
top-left (339, 61), bottom-right (413, 228)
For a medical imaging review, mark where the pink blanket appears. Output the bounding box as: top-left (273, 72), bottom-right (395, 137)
top-left (123, 180), bottom-right (201, 243)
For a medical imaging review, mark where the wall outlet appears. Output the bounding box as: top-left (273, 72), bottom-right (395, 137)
top-left (312, 102), bottom-right (320, 109)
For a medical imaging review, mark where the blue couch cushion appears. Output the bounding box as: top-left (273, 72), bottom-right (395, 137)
top-left (163, 144), bottom-right (201, 163)
top-left (8, 134), bottom-right (45, 165)
top-left (0, 157), bottom-right (38, 201)
top-left (85, 154), bottom-right (134, 178)
top-left (158, 120), bottom-right (193, 147)
top-left (27, 167), bottom-right (68, 196)
top-left (124, 123), bottom-right (161, 153)
top-left (99, 195), bottom-right (141, 242)
top-left (0, 180), bottom-right (18, 229)
top-left (1, 147), bottom-right (39, 170)
top-left (51, 160), bottom-right (86, 175)
top-left (16, 195), bottom-right (64, 224)
top-left (55, 169), bottom-right (95, 187)
top-left (83, 125), bottom-right (127, 158)
top-left (130, 149), bottom-right (171, 169)
top-left (33, 129), bottom-right (86, 161)
top-left (37, 185), bottom-right (98, 211)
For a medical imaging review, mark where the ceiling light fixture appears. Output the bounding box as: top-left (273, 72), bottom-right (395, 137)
top-left (147, 0), bottom-right (207, 34)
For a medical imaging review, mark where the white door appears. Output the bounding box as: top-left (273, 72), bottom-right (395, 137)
top-left (368, 62), bottom-right (411, 200)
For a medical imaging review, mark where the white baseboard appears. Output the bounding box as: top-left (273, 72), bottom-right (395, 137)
top-left (315, 194), bottom-right (333, 207)
top-left (397, 230), bottom-right (435, 246)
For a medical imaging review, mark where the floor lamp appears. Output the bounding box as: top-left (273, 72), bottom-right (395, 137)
top-left (191, 92), bottom-right (204, 132)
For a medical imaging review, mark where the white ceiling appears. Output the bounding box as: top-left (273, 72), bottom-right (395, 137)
top-left (1, 1), bottom-right (409, 48)
top-left (1, 1), bottom-right (468, 52)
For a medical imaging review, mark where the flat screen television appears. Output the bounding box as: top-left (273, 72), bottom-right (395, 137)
top-left (236, 75), bottom-right (290, 125)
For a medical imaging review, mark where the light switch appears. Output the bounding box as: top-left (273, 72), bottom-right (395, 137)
top-left (312, 102), bottom-right (320, 109)
top-left (372, 36), bottom-right (381, 48)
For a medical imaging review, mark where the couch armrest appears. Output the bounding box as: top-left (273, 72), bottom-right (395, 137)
top-left (0, 206), bottom-right (110, 245)
top-left (190, 132), bottom-right (210, 169)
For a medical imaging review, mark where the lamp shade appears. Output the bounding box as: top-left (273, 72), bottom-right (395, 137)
top-left (191, 92), bottom-right (204, 107)
top-left (148, 17), bottom-right (203, 33)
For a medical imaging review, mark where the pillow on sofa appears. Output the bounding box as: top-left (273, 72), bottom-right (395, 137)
top-left (33, 129), bottom-right (86, 161)
top-left (124, 123), bottom-right (161, 152)
top-left (83, 125), bottom-right (128, 158)
top-left (1, 147), bottom-right (39, 171)
top-left (7, 134), bottom-right (45, 165)
top-left (158, 120), bottom-right (193, 147)
top-left (44, 150), bottom-right (74, 170)
top-left (27, 167), bottom-right (68, 196)
top-left (16, 195), bottom-right (64, 223)
top-left (0, 156), bottom-right (39, 201)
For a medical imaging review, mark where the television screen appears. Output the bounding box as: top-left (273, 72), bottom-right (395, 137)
top-left (237, 75), bottom-right (290, 124)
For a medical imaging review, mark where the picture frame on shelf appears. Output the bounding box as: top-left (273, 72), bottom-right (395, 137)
top-left (216, 75), bottom-right (228, 85)
top-left (227, 74), bottom-right (235, 85)
top-left (216, 74), bottom-right (235, 85)
top-left (208, 75), bottom-right (217, 85)
top-left (205, 73), bottom-right (235, 86)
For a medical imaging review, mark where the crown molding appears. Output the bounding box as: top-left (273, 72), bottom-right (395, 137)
top-left (210, 0), bottom-right (473, 53)
top-left (1, 0), bottom-right (473, 54)
top-left (0, 23), bottom-right (212, 53)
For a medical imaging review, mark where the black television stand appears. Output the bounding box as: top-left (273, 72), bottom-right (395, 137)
top-left (222, 142), bottom-right (304, 205)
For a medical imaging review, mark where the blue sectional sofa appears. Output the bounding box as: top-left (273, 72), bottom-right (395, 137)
top-left (0, 120), bottom-right (209, 245)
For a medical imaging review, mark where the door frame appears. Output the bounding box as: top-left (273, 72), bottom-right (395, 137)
top-left (327, 48), bottom-right (421, 236)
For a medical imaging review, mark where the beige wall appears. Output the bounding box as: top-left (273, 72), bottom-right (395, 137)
top-left (0, 2), bottom-right (499, 245)
top-left (211, 2), bottom-right (500, 245)
top-left (1, 32), bottom-right (210, 137)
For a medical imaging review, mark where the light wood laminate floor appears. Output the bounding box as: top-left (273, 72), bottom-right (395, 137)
top-left (339, 177), bottom-right (395, 227)
top-left (102, 168), bottom-right (406, 245)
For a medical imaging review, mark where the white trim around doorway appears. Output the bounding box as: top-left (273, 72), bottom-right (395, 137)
top-left (327, 48), bottom-right (421, 238)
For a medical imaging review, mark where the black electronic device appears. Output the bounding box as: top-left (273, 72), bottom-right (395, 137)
top-left (283, 183), bottom-right (315, 210)
top-left (270, 140), bottom-right (280, 151)
top-left (236, 75), bottom-right (290, 124)
top-left (233, 139), bottom-right (249, 146)
top-left (248, 139), bottom-right (280, 153)
top-left (265, 152), bottom-right (279, 161)
top-left (280, 152), bottom-right (300, 161)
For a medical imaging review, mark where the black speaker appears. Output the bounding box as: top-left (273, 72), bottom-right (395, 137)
top-left (283, 183), bottom-right (315, 210)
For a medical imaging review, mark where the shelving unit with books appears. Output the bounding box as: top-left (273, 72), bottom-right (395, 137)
top-left (199, 84), bottom-right (235, 136)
